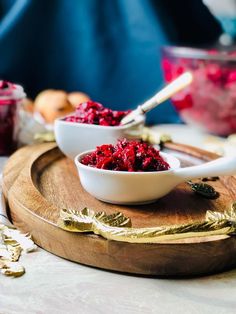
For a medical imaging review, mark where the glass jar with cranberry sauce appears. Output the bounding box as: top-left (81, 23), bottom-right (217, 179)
top-left (0, 81), bottom-right (26, 155)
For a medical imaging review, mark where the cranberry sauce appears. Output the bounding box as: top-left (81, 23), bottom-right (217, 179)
top-left (0, 81), bottom-right (22, 155)
top-left (65, 101), bottom-right (131, 126)
top-left (81, 139), bottom-right (170, 172)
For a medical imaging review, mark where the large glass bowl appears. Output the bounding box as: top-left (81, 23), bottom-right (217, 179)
top-left (162, 46), bottom-right (236, 136)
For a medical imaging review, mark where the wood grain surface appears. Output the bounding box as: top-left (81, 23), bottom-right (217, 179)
top-left (2, 142), bottom-right (236, 277)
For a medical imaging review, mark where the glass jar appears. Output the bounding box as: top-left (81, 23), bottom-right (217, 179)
top-left (0, 81), bottom-right (26, 155)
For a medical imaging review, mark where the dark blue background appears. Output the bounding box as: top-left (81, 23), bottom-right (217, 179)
top-left (0, 0), bottom-right (221, 123)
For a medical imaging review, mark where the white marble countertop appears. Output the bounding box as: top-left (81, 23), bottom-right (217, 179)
top-left (1, 125), bottom-right (236, 314)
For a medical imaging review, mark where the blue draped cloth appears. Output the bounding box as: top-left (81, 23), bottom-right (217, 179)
top-left (0, 0), bottom-right (221, 123)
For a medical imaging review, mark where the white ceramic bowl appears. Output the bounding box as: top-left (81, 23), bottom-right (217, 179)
top-left (75, 151), bottom-right (236, 205)
top-left (75, 151), bottom-right (181, 205)
top-left (55, 115), bottom-right (145, 159)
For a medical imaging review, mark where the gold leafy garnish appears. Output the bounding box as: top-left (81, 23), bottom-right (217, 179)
top-left (58, 202), bottom-right (236, 243)
top-left (141, 127), bottom-right (172, 145)
top-left (58, 208), bottom-right (131, 233)
top-left (0, 261), bottom-right (25, 277)
top-left (206, 202), bottom-right (236, 224)
top-left (0, 224), bottom-right (36, 277)
top-left (34, 131), bottom-right (55, 143)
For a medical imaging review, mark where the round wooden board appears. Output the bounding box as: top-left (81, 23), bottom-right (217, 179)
top-left (2, 142), bottom-right (236, 277)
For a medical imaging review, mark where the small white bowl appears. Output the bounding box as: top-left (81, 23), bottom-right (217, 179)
top-left (75, 151), bottom-right (181, 205)
top-left (55, 115), bottom-right (145, 159)
top-left (75, 150), bottom-right (236, 205)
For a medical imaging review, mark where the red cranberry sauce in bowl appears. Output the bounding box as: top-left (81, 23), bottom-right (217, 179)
top-left (81, 139), bottom-right (170, 172)
top-left (65, 101), bottom-right (131, 126)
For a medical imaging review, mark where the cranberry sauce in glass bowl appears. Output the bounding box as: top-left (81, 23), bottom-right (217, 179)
top-left (0, 81), bottom-right (25, 155)
top-left (162, 46), bottom-right (236, 136)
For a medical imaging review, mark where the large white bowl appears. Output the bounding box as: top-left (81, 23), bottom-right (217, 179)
top-left (55, 115), bottom-right (145, 159)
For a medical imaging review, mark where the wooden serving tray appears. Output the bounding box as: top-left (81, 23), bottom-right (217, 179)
top-left (2, 142), bottom-right (236, 277)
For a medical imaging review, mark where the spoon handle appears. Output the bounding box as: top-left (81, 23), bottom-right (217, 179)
top-left (173, 156), bottom-right (236, 182)
top-left (140, 72), bottom-right (192, 114)
top-left (120, 72), bottom-right (192, 125)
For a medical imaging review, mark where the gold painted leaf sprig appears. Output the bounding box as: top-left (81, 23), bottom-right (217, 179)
top-left (58, 202), bottom-right (236, 243)
top-left (0, 224), bottom-right (36, 277)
